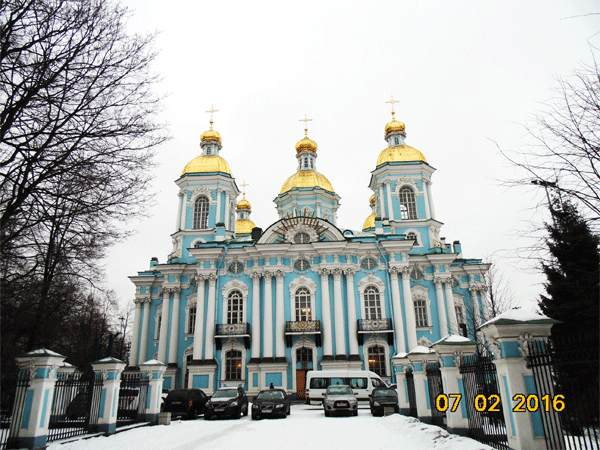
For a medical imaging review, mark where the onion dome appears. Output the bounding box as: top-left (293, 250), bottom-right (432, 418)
top-left (181, 155), bottom-right (231, 175)
top-left (200, 128), bottom-right (222, 144)
top-left (363, 213), bottom-right (375, 231)
top-left (385, 119), bottom-right (405, 135)
top-left (376, 145), bottom-right (427, 166)
top-left (280, 170), bottom-right (334, 194)
top-left (295, 136), bottom-right (317, 153)
top-left (236, 218), bottom-right (256, 234)
top-left (237, 198), bottom-right (251, 210)
top-left (369, 194), bottom-right (375, 205)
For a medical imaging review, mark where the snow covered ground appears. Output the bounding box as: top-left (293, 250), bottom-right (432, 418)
top-left (48, 404), bottom-right (493, 450)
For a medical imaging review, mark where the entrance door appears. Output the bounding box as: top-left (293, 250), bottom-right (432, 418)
top-left (296, 347), bottom-right (313, 400)
top-left (296, 369), bottom-right (307, 399)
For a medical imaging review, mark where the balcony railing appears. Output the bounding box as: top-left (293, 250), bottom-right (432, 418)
top-left (285, 320), bottom-right (321, 347)
top-left (357, 318), bottom-right (393, 346)
top-left (215, 322), bottom-right (251, 349)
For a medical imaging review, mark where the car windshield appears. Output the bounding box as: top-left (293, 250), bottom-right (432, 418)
top-left (374, 389), bottom-right (397, 397)
top-left (327, 386), bottom-right (353, 395)
top-left (256, 391), bottom-right (285, 400)
top-left (166, 390), bottom-right (188, 401)
top-left (212, 389), bottom-right (238, 399)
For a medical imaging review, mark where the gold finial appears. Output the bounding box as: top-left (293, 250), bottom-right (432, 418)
top-left (299, 114), bottom-right (313, 137)
top-left (240, 180), bottom-right (248, 199)
top-left (386, 95), bottom-right (399, 120)
top-left (206, 105), bottom-right (219, 130)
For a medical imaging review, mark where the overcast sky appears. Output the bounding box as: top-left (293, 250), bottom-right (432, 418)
top-left (107, 1), bottom-right (599, 316)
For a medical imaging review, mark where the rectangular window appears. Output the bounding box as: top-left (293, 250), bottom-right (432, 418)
top-left (188, 307), bottom-right (196, 334)
top-left (414, 299), bottom-right (428, 327)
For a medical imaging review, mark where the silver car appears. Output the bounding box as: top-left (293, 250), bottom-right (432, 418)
top-left (322, 385), bottom-right (358, 417)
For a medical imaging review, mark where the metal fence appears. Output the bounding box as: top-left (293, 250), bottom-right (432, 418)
top-left (426, 362), bottom-right (446, 429)
top-left (117, 373), bottom-right (149, 427)
top-left (0, 373), bottom-right (30, 450)
top-left (47, 371), bottom-right (102, 442)
top-left (405, 369), bottom-right (418, 418)
top-left (527, 334), bottom-right (599, 450)
top-left (460, 353), bottom-right (509, 450)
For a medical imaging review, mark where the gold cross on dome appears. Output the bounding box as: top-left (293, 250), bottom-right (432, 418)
top-left (299, 114), bottom-right (312, 137)
top-left (240, 180), bottom-right (249, 198)
top-left (386, 95), bottom-right (399, 119)
top-left (205, 105), bottom-right (219, 129)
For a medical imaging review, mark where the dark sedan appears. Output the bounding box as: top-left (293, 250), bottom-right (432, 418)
top-left (369, 387), bottom-right (399, 416)
top-left (204, 386), bottom-right (248, 419)
top-left (251, 389), bottom-right (290, 420)
top-left (162, 389), bottom-right (208, 419)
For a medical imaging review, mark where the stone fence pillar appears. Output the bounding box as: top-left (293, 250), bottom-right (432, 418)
top-left (139, 359), bottom-right (167, 423)
top-left (406, 346), bottom-right (438, 424)
top-left (431, 335), bottom-right (478, 436)
top-left (91, 357), bottom-right (127, 434)
top-left (480, 312), bottom-right (556, 450)
top-left (14, 349), bottom-right (66, 449)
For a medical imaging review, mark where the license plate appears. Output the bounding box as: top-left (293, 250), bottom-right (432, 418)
top-left (384, 407), bottom-right (395, 415)
top-left (172, 401), bottom-right (182, 405)
top-left (214, 408), bottom-right (224, 412)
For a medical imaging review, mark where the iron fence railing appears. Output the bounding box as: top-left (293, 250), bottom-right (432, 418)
top-left (0, 373), bottom-right (30, 450)
top-left (426, 362), bottom-right (446, 429)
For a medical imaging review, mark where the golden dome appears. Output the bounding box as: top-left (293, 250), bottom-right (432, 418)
top-left (181, 155), bottom-right (231, 176)
top-left (280, 170), bottom-right (334, 194)
top-left (385, 119), bottom-right (405, 135)
top-left (200, 128), bottom-right (222, 144)
top-left (376, 145), bottom-right (427, 166)
top-left (237, 198), bottom-right (251, 210)
top-left (295, 137), bottom-right (317, 153)
top-left (369, 194), bottom-right (375, 204)
top-left (236, 218), bottom-right (256, 235)
top-left (363, 213), bottom-right (375, 231)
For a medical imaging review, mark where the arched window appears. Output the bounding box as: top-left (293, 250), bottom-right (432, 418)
top-left (368, 345), bottom-right (386, 377)
top-left (414, 298), bottom-right (428, 327)
top-left (227, 290), bottom-right (243, 324)
top-left (399, 187), bottom-right (417, 220)
top-left (193, 196), bottom-right (209, 229)
top-left (364, 286), bottom-right (381, 320)
top-left (406, 231), bottom-right (418, 245)
top-left (294, 232), bottom-right (310, 244)
top-left (225, 350), bottom-right (242, 380)
top-left (295, 287), bottom-right (312, 321)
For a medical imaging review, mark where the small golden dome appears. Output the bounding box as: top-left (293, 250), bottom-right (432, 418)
top-left (385, 119), bottom-right (405, 135)
top-left (200, 128), bottom-right (222, 144)
top-left (236, 218), bottom-right (256, 235)
top-left (237, 198), bottom-right (251, 210)
top-left (295, 137), bottom-right (317, 153)
top-left (369, 194), bottom-right (375, 204)
top-left (376, 145), bottom-right (427, 166)
top-left (363, 213), bottom-right (375, 231)
top-left (181, 155), bottom-right (231, 176)
top-left (280, 170), bottom-right (334, 194)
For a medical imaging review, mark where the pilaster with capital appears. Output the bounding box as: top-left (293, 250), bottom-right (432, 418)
top-left (193, 276), bottom-right (206, 360)
top-left (138, 297), bottom-right (152, 364)
top-left (275, 270), bottom-right (285, 358)
top-left (157, 288), bottom-right (170, 363)
top-left (401, 267), bottom-right (418, 350)
top-left (319, 269), bottom-right (333, 358)
top-left (444, 280), bottom-right (459, 335)
top-left (434, 277), bottom-right (449, 337)
top-left (204, 274), bottom-right (217, 361)
top-left (168, 286), bottom-right (181, 364)
top-left (215, 188), bottom-right (222, 225)
top-left (332, 268), bottom-right (346, 357)
top-left (389, 267), bottom-right (406, 353)
top-left (263, 271), bottom-right (274, 358)
top-left (129, 298), bottom-right (143, 366)
top-left (250, 272), bottom-right (262, 359)
top-left (385, 180), bottom-right (395, 220)
top-left (344, 268), bottom-right (360, 356)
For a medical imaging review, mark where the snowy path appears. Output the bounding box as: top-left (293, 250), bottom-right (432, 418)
top-left (49, 405), bottom-right (493, 450)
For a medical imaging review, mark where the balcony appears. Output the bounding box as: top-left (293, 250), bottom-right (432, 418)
top-left (285, 320), bottom-right (321, 347)
top-left (357, 318), bottom-right (393, 345)
top-left (215, 322), bottom-right (251, 349)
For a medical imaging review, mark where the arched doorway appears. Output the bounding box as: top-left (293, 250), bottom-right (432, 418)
top-left (295, 347), bottom-right (313, 400)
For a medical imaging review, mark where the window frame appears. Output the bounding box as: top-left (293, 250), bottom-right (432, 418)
top-left (193, 195), bottom-right (210, 229)
top-left (399, 187), bottom-right (417, 220)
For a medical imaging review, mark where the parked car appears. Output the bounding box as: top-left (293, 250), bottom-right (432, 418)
top-left (204, 386), bottom-right (248, 419)
top-left (305, 370), bottom-right (386, 404)
top-left (162, 389), bottom-right (208, 419)
top-left (322, 385), bottom-right (358, 417)
top-left (369, 387), bottom-right (399, 416)
top-left (251, 389), bottom-right (290, 420)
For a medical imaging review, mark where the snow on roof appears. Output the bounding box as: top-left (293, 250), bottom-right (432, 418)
top-left (139, 359), bottom-right (165, 366)
top-left (392, 352), bottom-right (409, 359)
top-left (408, 345), bottom-right (435, 355)
top-left (26, 348), bottom-right (64, 357)
top-left (432, 335), bottom-right (476, 346)
top-left (480, 308), bottom-right (555, 328)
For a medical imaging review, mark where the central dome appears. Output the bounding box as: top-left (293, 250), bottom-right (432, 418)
top-left (376, 145), bottom-right (427, 166)
top-left (181, 155), bottom-right (231, 176)
top-left (280, 170), bottom-right (334, 194)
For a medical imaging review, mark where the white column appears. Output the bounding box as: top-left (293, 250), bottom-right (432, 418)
top-left (332, 269), bottom-right (346, 357)
top-left (470, 286), bottom-right (482, 327)
top-left (224, 191), bottom-right (230, 229)
top-left (423, 179), bottom-right (432, 220)
top-left (180, 192), bottom-right (187, 229)
top-left (129, 299), bottom-right (142, 366)
top-left (401, 267), bottom-right (418, 350)
top-left (428, 182), bottom-right (436, 220)
top-left (176, 192), bottom-right (183, 229)
top-left (263, 271), bottom-right (273, 358)
top-left (445, 280), bottom-right (458, 335)
top-left (316, 201), bottom-right (322, 218)
top-left (139, 298), bottom-right (151, 363)
top-left (435, 277), bottom-right (449, 337)
top-left (344, 268), bottom-right (359, 356)
top-left (385, 180), bottom-right (395, 220)
top-left (319, 269), bottom-right (333, 357)
top-left (215, 188), bottom-right (222, 225)
top-left (204, 275), bottom-right (217, 361)
top-left (251, 272), bottom-right (262, 359)
top-left (168, 287), bottom-right (181, 364)
top-left (158, 288), bottom-right (170, 363)
top-left (193, 277), bottom-right (206, 360)
top-left (389, 269), bottom-right (406, 353)
top-left (275, 270), bottom-right (285, 358)
top-left (379, 185), bottom-right (386, 218)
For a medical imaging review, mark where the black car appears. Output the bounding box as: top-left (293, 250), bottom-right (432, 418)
top-left (162, 389), bottom-right (208, 419)
top-left (204, 386), bottom-right (248, 419)
top-left (369, 387), bottom-right (399, 416)
top-left (251, 389), bottom-right (290, 420)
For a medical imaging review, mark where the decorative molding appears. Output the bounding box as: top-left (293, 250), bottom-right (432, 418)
top-left (284, 223), bottom-right (319, 243)
top-left (357, 274), bottom-right (386, 294)
top-left (394, 177), bottom-right (419, 194)
top-left (188, 186), bottom-right (213, 205)
top-left (289, 276), bottom-right (317, 293)
top-left (488, 337), bottom-right (501, 359)
top-left (518, 333), bottom-right (534, 358)
top-left (222, 279), bottom-right (249, 296)
top-left (418, 336), bottom-right (432, 347)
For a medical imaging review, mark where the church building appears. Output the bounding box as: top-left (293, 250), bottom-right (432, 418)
top-left (128, 103), bottom-right (490, 397)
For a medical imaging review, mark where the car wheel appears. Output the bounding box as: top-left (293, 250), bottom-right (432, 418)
top-left (252, 412), bottom-right (259, 420)
top-left (353, 410), bottom-right (358, 417)
top-left (243, 404), bottom-right (248, 416)
top-left (189, 408), bottom-right (197, 420)
top-left (204, 413), bottom-right (212, 420)
top-left (324, 410), bottom-right (330, 417)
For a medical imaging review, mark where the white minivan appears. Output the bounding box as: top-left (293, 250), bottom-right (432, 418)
top-left (305, 370), bottom-right (387, 404)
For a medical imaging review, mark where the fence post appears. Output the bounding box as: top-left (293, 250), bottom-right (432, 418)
top-left (391, 353), bottom-right (410, 415)
top-left (407, 346), bottom-right (438, 424)
top-left (138, 360), bottom-right (167, 423)
top-left (91, 357), bottom-right (127, 435)
top-left (431, 336), bottom-right (478, 436)
top-left (13, 349), bottom-right (65, 449)
top-left (480, 311), bottom-right (556, 450)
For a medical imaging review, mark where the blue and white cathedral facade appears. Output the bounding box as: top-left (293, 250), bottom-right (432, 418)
top-left (128, 108), bottom-right (490, 397)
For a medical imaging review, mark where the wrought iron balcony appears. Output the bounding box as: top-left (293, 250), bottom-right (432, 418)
top-left (215, 323), bottom-right (251, 349)
top-left (357, 318), bottom-right (393, 345)
top-left (285, 320), bottom-right (321, 347)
